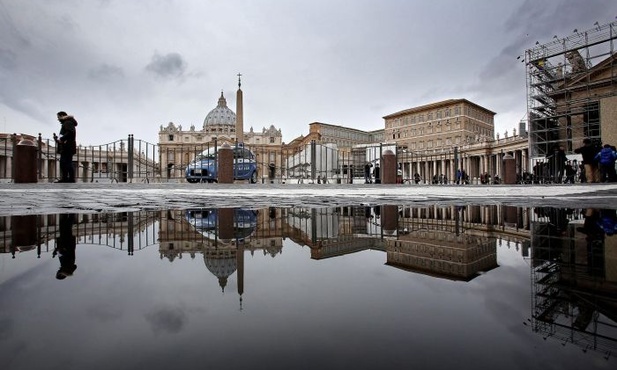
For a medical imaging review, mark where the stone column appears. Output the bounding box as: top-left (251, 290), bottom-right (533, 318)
top-left (503, 153), bottom-right (516, 184)
top-left (382, 149), bottom-right (397, 184)
top-left (217, 143), bottom-right (234, 184)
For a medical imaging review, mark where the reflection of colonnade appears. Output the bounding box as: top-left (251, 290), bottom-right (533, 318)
top-left (3, 204), bottom-right (535, 284)
top-left (0, 212), bottom-right (159, 257)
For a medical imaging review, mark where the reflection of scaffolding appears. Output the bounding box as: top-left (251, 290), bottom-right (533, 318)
top-left (526, 21), bottom-right (617, 157)
top-left (530, 220), bottom-right (617, 360)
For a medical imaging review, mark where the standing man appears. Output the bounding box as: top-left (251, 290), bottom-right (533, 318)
top-left (54, 111), bottom-right (78, 183)
top-left (364, 162), bottom-right (373, 184)
top-left (574, 138), bottom-right (600, 183)
top-left (594, 144), bottom-right (617, 182)
top-left (547, 145), bottom-right (567, 183)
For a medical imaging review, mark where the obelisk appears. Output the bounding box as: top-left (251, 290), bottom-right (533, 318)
top-left (235, 73), bottom-right (244, 144)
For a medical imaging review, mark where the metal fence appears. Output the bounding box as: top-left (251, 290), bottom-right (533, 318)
top-left (1, 134), bottom-right (572, 184)
top-left (1, 134), bottom-right (159, 183)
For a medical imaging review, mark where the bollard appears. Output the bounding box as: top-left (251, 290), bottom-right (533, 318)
top-left (15, 139), bottom-right (38, 183)
top-left (217, 143), bottom-right (234, 184)
top-left (382, 150), bottom-right (397, 184)
top-left (503, 154), bottom-right (516, 184)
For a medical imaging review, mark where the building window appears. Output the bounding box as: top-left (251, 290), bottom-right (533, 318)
top-left (168, 134), bottom-right (174, 141)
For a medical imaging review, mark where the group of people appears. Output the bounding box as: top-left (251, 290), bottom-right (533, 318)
top-left (574, 138), bottom-right (617, 183)
top-left (364, 162), bottom-right (381, 184)
top-left (534, 139), bottom-right (617, 184)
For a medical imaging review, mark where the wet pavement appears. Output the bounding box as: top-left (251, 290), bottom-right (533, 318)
top-left (2, 182), bottom-right (617, 215)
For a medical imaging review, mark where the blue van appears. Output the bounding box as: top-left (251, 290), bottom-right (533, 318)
top-left (185, 146), bottom-right (258, 183)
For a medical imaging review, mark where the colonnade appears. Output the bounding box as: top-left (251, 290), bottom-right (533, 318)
top-left (400, 146), bottom-right (529, 184)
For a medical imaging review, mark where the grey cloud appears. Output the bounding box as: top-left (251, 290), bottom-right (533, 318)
top-left (0, 1), bottom-right (31, 49)
top-left (145, 52), bottom-right (187, 79)
top-left (505, 0), bottom-right (615, 38)
top-left (476, 0), bottom-right (616, 111)
top-left (0, 48), bottom-right (17, 70)
top-left (88, 64), bottom-right (125, 81)
top-left (145, 306), bottom-right (187, 334)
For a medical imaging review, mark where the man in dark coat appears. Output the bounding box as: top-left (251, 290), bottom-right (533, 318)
top-left (54, 111), bottom-right (78, 183)
top-left (574, 138), bottom-right (600, 183)
top-left (547, 145), bottom-right (567, 183)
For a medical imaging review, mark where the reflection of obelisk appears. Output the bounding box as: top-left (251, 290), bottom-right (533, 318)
top-left (235, 73), bottom-right (244, 144)
top-left (237, 242), bottom-right (244, 310)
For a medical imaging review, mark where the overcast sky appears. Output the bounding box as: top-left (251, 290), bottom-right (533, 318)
top-left (1, 0), bottom-right (616, 146)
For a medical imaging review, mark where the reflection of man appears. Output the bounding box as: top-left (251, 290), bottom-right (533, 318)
top-left (54, 213), bottom-right (77, 280)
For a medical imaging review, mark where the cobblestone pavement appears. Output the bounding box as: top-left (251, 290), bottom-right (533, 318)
top-left (1, 182), bottom-right (617, 215)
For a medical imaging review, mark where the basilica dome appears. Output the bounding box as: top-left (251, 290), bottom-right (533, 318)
top-left (203, 92), bottom-right (236, 131)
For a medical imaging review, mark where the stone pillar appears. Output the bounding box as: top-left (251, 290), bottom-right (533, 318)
top-left (503, 153), bottom-right (516, 184)
top-left (14, 139), bottom-right (38, 183)
top-left (382, 149), bottom-right (397, 184)
top-left (217, 143), bottom-right (234, 184)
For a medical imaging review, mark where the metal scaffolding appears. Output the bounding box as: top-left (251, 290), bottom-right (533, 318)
top-left (526, 21), bottom-right (617, 158)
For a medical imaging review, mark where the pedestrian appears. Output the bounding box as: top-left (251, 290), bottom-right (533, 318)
top-left (594, 144), bottom-right (617, 182)
top-left (564, 160), bottom-right (576, 184)
top-left (374, 164), bottom-right (381, 184)
top-left (547, 145), bottom-right (567, 183)
top-left (53, 111), bottom-right (78, 183)
top-left (364, 162), bottom-right (373, 184)
top-left (414, 172), bottom-right (421, 184)
top-left (574, 138), bottom-right (601, 183)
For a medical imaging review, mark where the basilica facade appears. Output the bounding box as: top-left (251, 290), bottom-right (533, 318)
top-left (158, 83), bottom-right (283, 179)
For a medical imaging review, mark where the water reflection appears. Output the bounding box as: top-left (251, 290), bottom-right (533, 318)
top-left (53, 213), bottom-right (77, 280)
top-left (531, 207), bottom-right (617, 359)
top-left (1, 204), bottom-right (616, 365)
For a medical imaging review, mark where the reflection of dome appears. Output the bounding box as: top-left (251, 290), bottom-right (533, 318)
top-left (203, 92), bottom-right (236, 133)
top-left (204, 249), bottom-right (237, 292)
